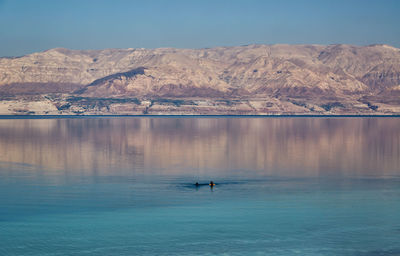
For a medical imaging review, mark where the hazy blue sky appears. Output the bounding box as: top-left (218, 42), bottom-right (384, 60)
top-left (0, 0), bottom-right (399, 56)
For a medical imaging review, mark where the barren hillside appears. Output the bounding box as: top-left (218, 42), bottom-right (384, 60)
top-left (1, 44), bottom-right (399, 115)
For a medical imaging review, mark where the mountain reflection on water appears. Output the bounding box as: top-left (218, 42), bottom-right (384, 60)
top-left (0, 117), bottom-right (399, 177)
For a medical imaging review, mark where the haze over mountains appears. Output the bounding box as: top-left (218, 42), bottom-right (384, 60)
top-left (1, 44), bottom-right (399, 115)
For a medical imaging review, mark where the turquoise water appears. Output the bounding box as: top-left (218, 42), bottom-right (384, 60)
top-left (0, 117), bottom-right (399, 255)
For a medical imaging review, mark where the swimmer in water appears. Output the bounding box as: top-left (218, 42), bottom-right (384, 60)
top-left (194, 182), bottom-right (215, 187)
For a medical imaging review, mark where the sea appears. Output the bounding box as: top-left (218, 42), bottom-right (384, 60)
top-left (0, 117), bottom-right (399, 256)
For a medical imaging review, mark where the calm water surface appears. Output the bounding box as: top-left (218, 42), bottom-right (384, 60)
top-left (0, 117), bottom-right (399, 256)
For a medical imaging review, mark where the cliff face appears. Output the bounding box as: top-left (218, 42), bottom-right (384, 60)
top-left (0, 44), bottom-right (399, 115)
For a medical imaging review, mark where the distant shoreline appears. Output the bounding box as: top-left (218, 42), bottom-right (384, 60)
top-left (0, 114), bottom-right (399, 119)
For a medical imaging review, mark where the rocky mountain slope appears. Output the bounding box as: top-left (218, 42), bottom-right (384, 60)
top-left (1, 44), bottom-right (399, 115)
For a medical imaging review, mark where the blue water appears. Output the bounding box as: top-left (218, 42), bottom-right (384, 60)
top-left (0, 117), bottom-right (399, 255)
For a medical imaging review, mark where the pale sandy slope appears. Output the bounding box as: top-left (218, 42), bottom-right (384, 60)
top-left (0, 44), bottom-right (399, 115)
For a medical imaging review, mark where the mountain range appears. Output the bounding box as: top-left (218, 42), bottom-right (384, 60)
top-left (1, 44), bottom-right (399, 115)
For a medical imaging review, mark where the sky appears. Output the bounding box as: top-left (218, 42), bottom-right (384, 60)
top-left (0, 0), bottom-right (399, 56)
